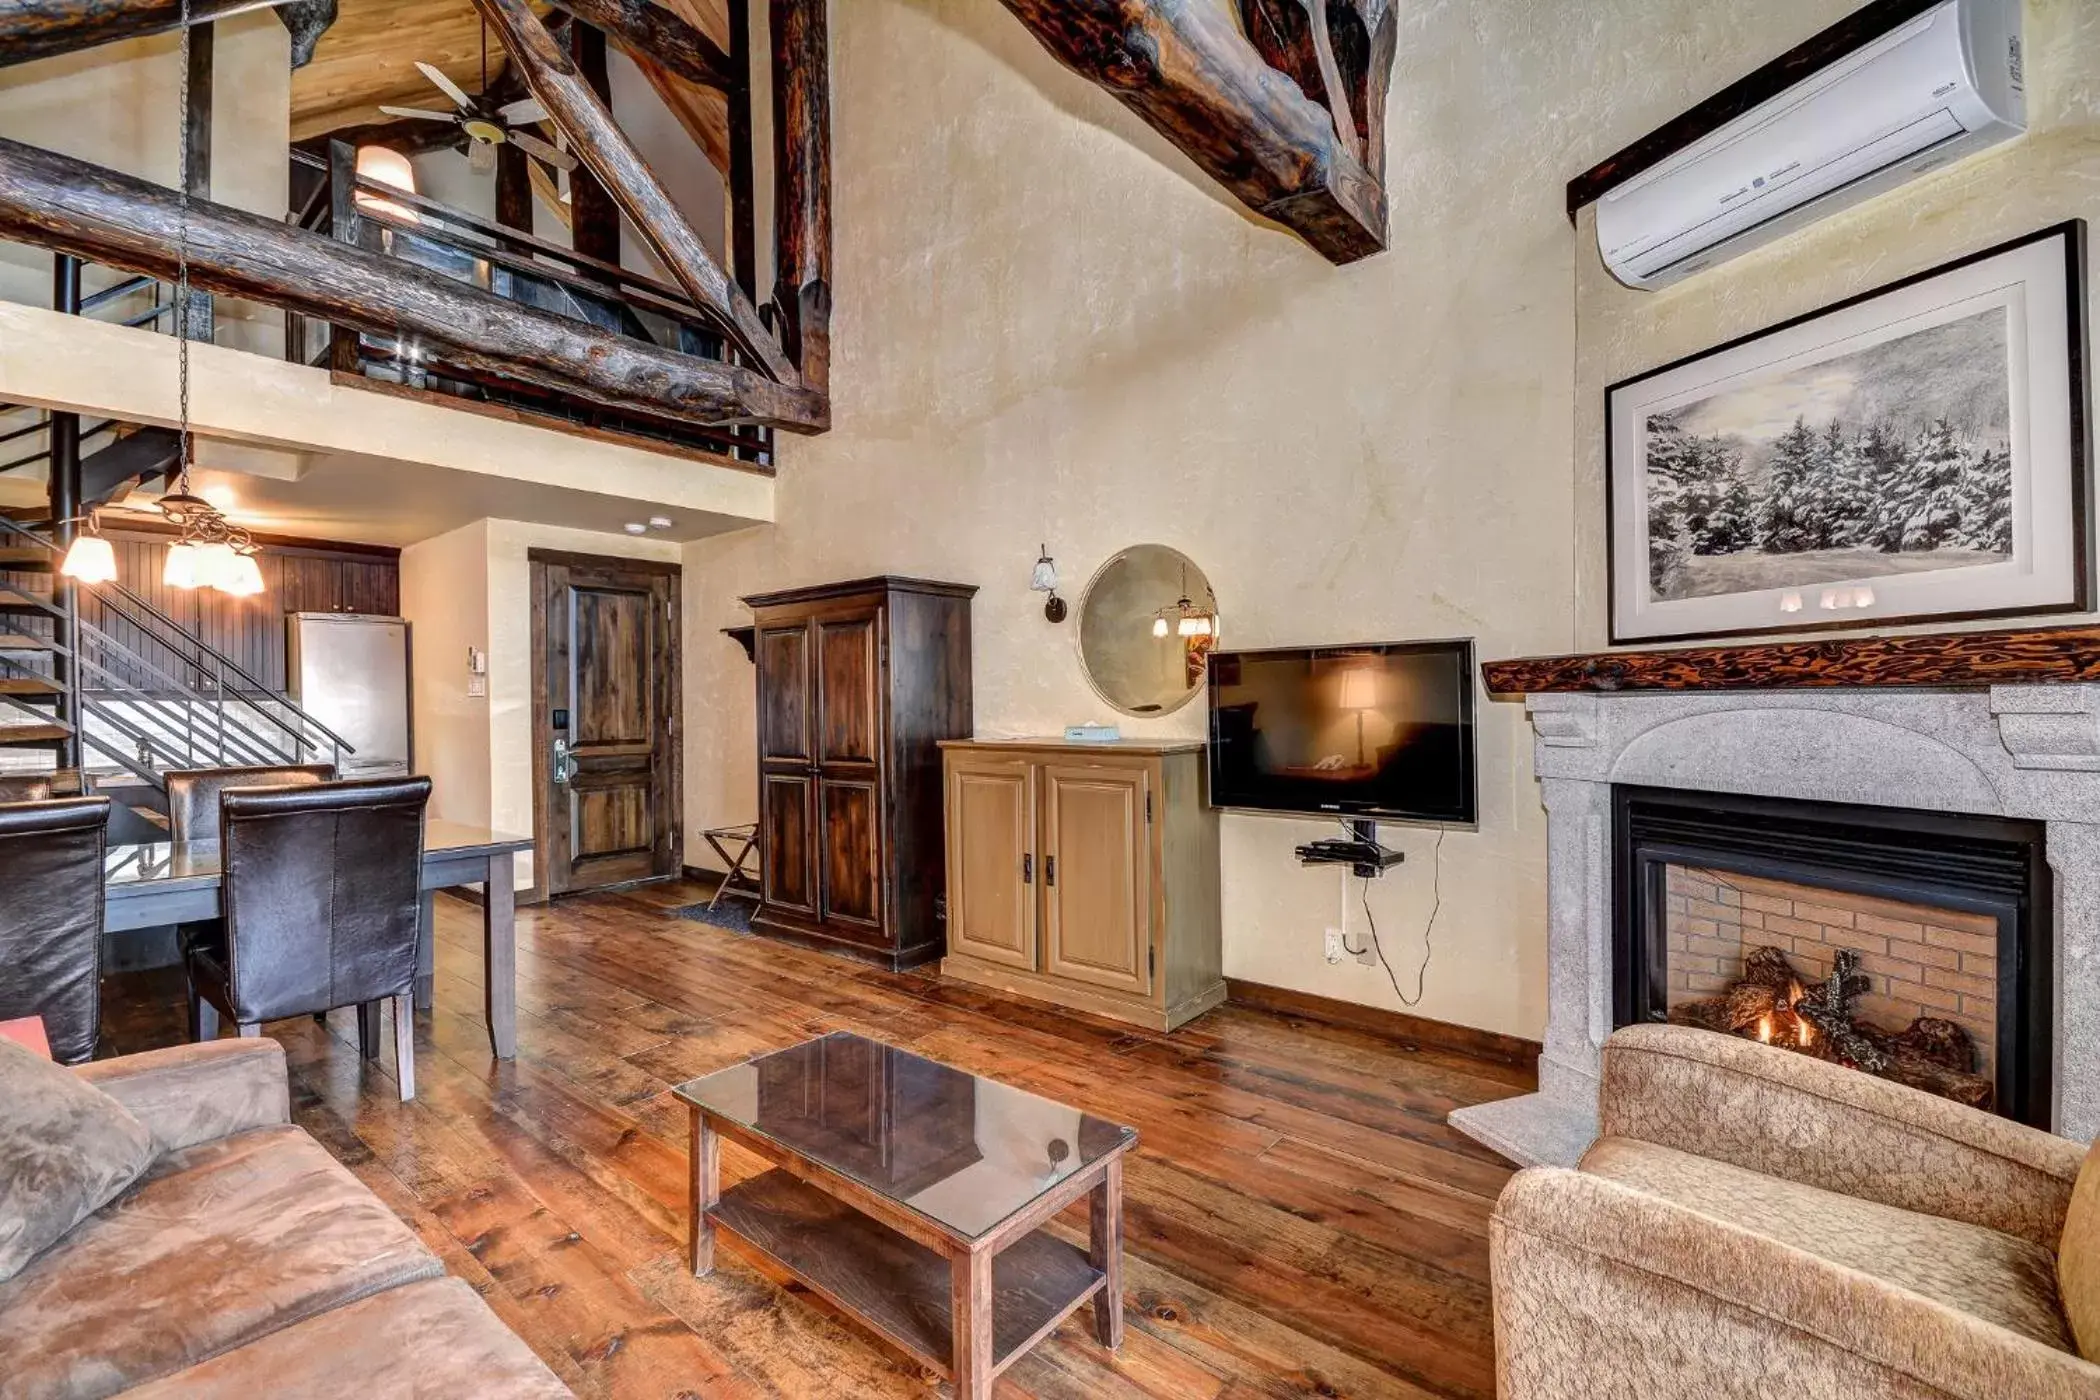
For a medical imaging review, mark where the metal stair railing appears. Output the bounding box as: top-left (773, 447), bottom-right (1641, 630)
top-left (0, 516), bottom-right (357, 786)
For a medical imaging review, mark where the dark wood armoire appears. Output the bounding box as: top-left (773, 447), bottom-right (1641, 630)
top-left (741, 576), bottom-right (975, 969)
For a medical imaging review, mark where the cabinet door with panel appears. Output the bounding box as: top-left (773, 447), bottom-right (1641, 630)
top-left (1040, 763), bottom-right (1152, 996)
top-left (756, 624), bottom-right (814, 765)
top-left (816, 776), bottom-right (884, 939)
top-left (944, 755), bottom-right (1036, 970)
top-left (761, 772), bottom-right (818, 916)
top-left (813, 612), bottom-right (881, 766)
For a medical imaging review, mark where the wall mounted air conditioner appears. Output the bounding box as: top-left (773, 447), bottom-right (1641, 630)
top-left (1598, 0), bottom-right (2025, 290)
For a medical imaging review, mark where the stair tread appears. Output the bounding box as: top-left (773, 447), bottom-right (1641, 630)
top-left (0, 547), bottom-right (52, 570)
top-left (0, 677), bottom-right (60, 695)
top-left (0, 721), bottom-right (72, 743)
top-left (0, 633), bottom-right (49, 651)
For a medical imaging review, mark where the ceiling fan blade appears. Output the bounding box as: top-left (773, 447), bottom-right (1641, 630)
top-left (508, 130), bottom-right (577, 171)
top-left (468, 137), bottom-right (499, 175)
top-left (416, 61), bottom-right (476, 113)
top-left (378, 106), bottom-right (462, 123)
top-left (498, 96), bottom-right (548, 126)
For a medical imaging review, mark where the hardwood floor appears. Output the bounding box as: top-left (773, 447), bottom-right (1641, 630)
top-left (102, 881), bottom-right (1530, 1399)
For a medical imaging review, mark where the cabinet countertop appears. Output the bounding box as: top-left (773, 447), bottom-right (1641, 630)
top-left (940, 737), bottom-right (1206, 756)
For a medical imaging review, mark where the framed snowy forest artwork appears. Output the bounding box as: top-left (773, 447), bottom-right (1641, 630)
top-left (1607, 222), bottom-right (2090, 643)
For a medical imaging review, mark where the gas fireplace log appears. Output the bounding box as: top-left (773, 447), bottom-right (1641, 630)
top-left (0, 139), bottom-right (829, 432)
top-left (0, 0), bottom-right (291, 69)
top-left (469, 0), bottom-right (798, 386)
top-left (546, 0), bottom-right (733, 90)
top-left (995, 0), bottom-right (1389, 264)
top-left (770, 0), bottom-right (830, 395)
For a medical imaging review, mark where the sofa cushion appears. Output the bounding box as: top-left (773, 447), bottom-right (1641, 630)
top-left (0, 1037), bottom-right (153, 1284)
top-left (0, 1125), bottom-right (442, 1400)
top-left (2063, 1136), bottom-right (2100, 1359)
top-left (1582, 1134), bottom-right (2072, 1351)
top-left (112, 1277), bottom-right (573, 1399)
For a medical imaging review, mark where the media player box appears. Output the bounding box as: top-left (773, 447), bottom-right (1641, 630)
top-left (1064, 724), bottom-right (1122, 744)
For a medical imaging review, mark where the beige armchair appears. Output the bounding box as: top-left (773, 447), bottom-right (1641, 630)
top-left (1491, 1023), bottom-right (2100, 1399)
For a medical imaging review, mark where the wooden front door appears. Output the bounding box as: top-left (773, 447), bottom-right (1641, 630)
top-left (532, 552), bottom-right (681, 897)
top-left (1040, 763), bottom-right (1152, 996)
top-left (945, 754), bottom-right (1036, 970)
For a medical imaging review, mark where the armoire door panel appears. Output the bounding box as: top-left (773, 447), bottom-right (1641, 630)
top-left (762, 773), bottom-right (818, 915)
top-left (756, 625), bottom-right (813, 764)
top-left (1041, 764), bottom-right (1151, 996)
top-left (814, 614), bottom-right (880, 767)
top-left (945, 758), bottom-right (1035, 970)
top-left (818, 778), bottom-right (884, 936)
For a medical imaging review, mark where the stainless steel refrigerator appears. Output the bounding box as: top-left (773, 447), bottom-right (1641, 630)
top-left (286, 613), bottom-right (413, 779)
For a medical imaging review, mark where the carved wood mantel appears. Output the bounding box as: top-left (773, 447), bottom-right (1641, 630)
top-left (1481, 626), bottom-right (2100, 698)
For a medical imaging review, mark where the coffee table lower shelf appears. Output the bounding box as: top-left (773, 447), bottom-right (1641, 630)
top-left (710, 1168), bottom-right (1106, 1379)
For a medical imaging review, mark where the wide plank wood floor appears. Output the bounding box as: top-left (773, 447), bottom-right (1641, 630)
top-left (103, 880), bottom-right (1530, 1399)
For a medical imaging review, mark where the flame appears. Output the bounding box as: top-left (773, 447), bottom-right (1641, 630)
top-left (1797, 1016), bottom-right (1814, 1048)
top-left (1786, 980), bottom-right (1806, 1009)
top-left (1755, 1014), bottom-right (1774, 1044)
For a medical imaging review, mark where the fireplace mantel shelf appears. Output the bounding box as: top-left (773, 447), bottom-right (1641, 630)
top-left (1482, 624), bottom-right (2100, 698)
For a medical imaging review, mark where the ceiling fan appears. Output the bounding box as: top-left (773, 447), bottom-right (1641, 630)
top-left (380, 60), bottom-right (578, 179)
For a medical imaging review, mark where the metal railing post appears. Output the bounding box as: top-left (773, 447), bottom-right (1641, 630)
top-left (47, 255), bottom-right (84, 770)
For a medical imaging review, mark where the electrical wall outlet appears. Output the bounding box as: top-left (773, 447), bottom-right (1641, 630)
top-left (1323, 928), bottom-right (1345, 964)
top-left (1355, 938), bottom-right (1378, 967)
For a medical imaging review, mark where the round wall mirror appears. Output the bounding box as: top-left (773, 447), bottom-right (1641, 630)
top-left (1077, 545), bottom-right (1220, 717)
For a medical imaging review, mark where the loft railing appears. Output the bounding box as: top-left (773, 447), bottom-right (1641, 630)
top-left (291, 144), bottom-right (774, 469)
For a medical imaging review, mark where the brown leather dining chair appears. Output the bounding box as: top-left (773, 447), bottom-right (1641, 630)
top-left (184, 777), bottom-right (432, 1100)
top-left (164, 762), bottom-right (335, 844)
top-left (0, 796), bottom-right (113, 1065)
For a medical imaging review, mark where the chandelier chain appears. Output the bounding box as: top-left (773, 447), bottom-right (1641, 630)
top-left (175, 0), bottom-right (193, 490)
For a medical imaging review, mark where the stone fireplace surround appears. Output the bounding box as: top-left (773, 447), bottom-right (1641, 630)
top-left (1449, 683), bottom-right (2100, 1168)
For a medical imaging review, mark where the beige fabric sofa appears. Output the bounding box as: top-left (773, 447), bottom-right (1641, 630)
top-left (0, 1039), bottom-right (571, 1399)
top-left (1491, 1023), bottom-right (2100, 1399)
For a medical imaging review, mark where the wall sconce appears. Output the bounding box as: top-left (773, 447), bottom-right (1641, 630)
top-left (1030, 544), bottom-right (1066, 622)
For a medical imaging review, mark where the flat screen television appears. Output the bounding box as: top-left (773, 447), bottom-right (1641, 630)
top-left (1206, 640), bottom-right (1477, 825)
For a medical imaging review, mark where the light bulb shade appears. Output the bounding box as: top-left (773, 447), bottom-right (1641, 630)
top-left (1177, 614), bottom-right (1214, 638)
top-left (224, 551), bottom-right (265, 597)
top-left (192, 541), bottom-right (238, 592)
top-left (1151, 616), bottom-right (1169, 638)
top-left (1029, 554), bottom-right (1058, 593)
top-left (1337, 668), bottom-right (1378, 711)
top-left (60, 534), bottom-right (117, 584)
top-left (353, 146), bottom-right (420, 224)
top-left (164, 541), bottom-right (202, 589)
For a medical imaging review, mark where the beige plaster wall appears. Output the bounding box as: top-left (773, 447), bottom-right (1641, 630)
top-left (1574, 0), bottom-right (2100, 646)
top-left (406, 518), bottom-right (680, 892)
top-left (679, 0), bottom-right (1649, 1041)
top-left (0, 11), bottom-right (292, 354)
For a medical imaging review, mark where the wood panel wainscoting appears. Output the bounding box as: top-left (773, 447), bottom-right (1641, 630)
top-left (98, 877), bottom-right (1534, 1399)
top-left (1481, 623), bottom-right (2100, 698)
top-left (940, 739), bottom-right (1225, 1032)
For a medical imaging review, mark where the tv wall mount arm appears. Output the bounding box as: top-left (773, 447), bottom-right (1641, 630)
top-left (1295, 819), bottom-right (1405, 879)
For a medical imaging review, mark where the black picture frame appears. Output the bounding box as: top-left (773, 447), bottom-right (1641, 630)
top-left (1605, 221), bottom-right (2092, 645)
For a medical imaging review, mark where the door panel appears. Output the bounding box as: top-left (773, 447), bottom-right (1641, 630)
top-left (762, 773), bottom-right (818, 915)
top-left (945, 757), bottom-right (1036, 970)
top-left (756, 624), bottom-right (813, 764)
top-left (534, 557), bottom-right (681, 896)
top-left (818, 778), bottom-right (883, 937)
top-left (814, 614), bottom-right (880, 766)
top-left (1041, 764), bottom-right (1151, 995)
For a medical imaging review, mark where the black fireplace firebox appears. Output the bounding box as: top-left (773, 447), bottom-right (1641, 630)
top-left (1613, 785), bottom-right (2054, 1129)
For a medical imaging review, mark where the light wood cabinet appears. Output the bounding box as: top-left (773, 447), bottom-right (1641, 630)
top-left (940, 739), bottom-right (1222, 1031)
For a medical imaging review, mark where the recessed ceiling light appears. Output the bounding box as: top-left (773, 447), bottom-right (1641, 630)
top-left (624, 522), bottom-right (647, 535)
top-left (648, 515), bottom-right (674, 530)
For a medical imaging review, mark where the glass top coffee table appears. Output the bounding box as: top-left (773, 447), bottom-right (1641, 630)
top-left (674, 1031), bottom-right (1137, 1396)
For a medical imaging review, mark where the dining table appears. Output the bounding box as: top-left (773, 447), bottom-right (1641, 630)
top-left (102, 820), bottom-right (533, 1059)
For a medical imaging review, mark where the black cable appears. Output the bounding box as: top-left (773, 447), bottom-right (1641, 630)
top-left (1359, 825), bottom-right (1445, 1006)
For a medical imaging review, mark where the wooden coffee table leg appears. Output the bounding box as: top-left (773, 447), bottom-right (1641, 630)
top-left (950, 1247), bottom-right (994, 1398)
top-left (689, 1109), bottom-right (719, 1276)
top-left (1090, 1156), bottom-right (1124, 1349)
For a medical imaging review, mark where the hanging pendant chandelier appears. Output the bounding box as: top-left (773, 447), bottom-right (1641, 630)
top-left (155, 0), bottom-right (262, 600)
top-left (1149, 564), bottom-right (1217, 640)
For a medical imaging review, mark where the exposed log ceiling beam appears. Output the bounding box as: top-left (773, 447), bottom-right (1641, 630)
top-left (770, 0), bottom-right (828, 394)
top-left (0, 138), bottom-right (827, 431)
top-left (995, 0), bottom-right (1392, 264)
top-left (546, 0), bottom-right (730, 89)
top-left (0, 0), bottom-right (293, 69)
top-left (469, 0), bottom-right (798, 385)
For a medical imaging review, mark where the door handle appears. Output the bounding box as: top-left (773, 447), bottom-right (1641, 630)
top-left (552, 737), bottom-right (580, 786)
top-left (1044, 855), bottom-right (1056, 887)
top-left (1022, 853), bottom-right (1033, 884)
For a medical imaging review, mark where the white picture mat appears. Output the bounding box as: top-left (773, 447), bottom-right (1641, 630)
top-left (1609, 233), bottom-right (2081, 642)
